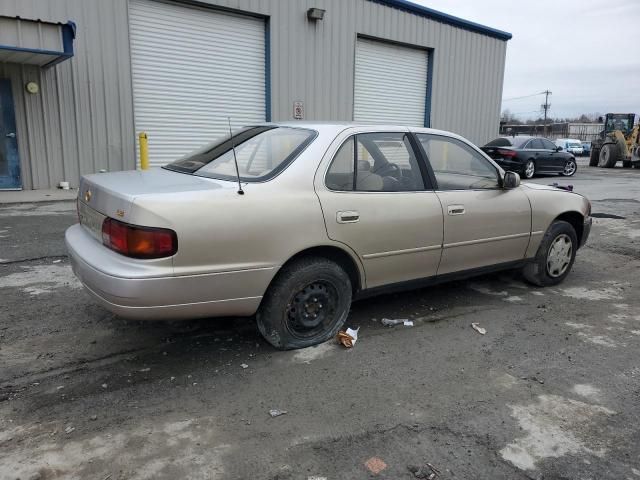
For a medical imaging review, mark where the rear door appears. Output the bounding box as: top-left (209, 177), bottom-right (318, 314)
top-left (315, 128), bottom-right (443, 288)
top-left (415, 133), bottom-right (531, 275)
top-left (524, 138), bottom-right (546, 170)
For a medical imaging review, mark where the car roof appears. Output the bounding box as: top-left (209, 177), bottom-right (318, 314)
top-left (263, 122), bottom-right (466, 140)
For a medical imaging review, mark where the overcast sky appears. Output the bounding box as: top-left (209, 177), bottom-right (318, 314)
top-left (413, 0), bottom-right (640, 120)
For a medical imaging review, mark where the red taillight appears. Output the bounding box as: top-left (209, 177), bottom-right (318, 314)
top-left (497, 149), bottom-right (517, 158)
top-left (101, 218), bottom-right (177, 259)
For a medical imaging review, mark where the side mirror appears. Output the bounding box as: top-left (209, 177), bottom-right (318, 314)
top-left (556, 146), bottom-right (563, 152)
top-left (503, 171), bottom-right (521, 189)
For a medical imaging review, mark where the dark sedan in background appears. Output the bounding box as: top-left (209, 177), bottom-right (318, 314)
top-left (482, 136), bottom-right (577, 179)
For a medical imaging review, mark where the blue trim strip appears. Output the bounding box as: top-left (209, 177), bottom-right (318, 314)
top-left (264, 18), bottom-right (271, 122)
top-left (368, 0), bottom-right (512, 41)
top-left (0, 20), bottom-right (76, 68)
top-left (424, 49), bottom-right (433, 127)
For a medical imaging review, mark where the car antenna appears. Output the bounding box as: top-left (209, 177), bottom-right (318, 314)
top-left (228, 117), bottom-right (244, 195)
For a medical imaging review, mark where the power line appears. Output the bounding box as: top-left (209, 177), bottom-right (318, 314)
top-left (502, 91), bottom-right (547, 102)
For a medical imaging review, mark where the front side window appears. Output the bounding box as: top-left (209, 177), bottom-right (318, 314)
top-left (541, 139), bottom-right (556, 150)
top-left (417, 134), bottom-right (499, 190)
top-left (325, 133), bottom-right (425, 192)
top-left (164, 126), bottom-right (316, 182)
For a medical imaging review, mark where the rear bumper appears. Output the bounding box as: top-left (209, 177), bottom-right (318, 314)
top-left (580, 217), bottom-right (592, 248)
top-left (65, 224), bottom-right (271, 320)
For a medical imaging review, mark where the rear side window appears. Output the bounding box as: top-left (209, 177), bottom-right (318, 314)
top-left (526, 139), bottom-right (544, 149)
top-left (164, 126), bottom-right (316, 182)
top-left (326, 133), bottom-right (426, 192)
top-left (325, 138), bottom-right (355, 191)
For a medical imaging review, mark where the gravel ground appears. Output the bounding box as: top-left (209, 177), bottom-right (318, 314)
top-left (1, 161), bottom-right (639, 480)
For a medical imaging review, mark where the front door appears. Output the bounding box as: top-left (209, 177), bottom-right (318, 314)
top-left (316, 129), bottom-right (443, 288)
top-left (0, 79), bottom-right (20, 189)
top-left (540, 137), bottom-right (564, 173)
top-left (415, 133), bottom-right (531, 275)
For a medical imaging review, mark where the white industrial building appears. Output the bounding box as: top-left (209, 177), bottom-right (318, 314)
top-left (0, 0), bottom-right (511, 190)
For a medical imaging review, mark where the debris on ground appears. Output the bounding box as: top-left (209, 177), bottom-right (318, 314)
top-left (89, 414), bottom-right (97, 421)
top-left (471, 323), bottom-right (487, 335)
top-left (139, 368), bottom-right (150, 372)
top-left (407, 463), bottom-right (440, 479)
top-left (64, 425), bottom-right (75, 434)
top-left (337, 327), bottom-right (360, 348)
top-left (240, 363), bottom-right (249, 369)
top-left (101, 383), bottom-right (108, 389)
top-left (381, 318), bottom-right (414, 327)
top-left (364, 457), bottom-right (388, 475)
top-left (381, 318), bottom-right (407, 327)
top-left (269, 409), bottom-right (288, 418)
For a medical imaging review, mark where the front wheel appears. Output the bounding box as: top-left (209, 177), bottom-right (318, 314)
top-left (256, 257), bottom-right (352, 350)
top-left (523, 160), bottom-right (536, 179)
top-left (598, 144), bottom-right (618, 168)
top-left (561, 158), bottom-right (577, 176)
top-left (522, 220), bottom-right (577, 286)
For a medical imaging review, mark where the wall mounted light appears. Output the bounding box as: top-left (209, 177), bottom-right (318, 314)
top-left (307, 8), bottom-right (325, 21)
top-left (25, 81), bottom-right (39, 94)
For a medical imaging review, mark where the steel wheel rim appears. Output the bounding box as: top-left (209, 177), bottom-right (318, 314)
top-left (525, 161), bottom-right (535, 178)
top-left (546, 234), bottom-right (572, 278)
top-left (285, 280), bottom-right (339, 339)
top-left (564, 161), bottom-right (576, 175)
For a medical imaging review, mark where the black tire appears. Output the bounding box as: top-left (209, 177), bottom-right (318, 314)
top-left (256, 257), bottom-right (352, 350)
top-left (561, 158), bottom-right (577, 176)
top-left (622, 160), bottom-right (632, 168)
top-left (598, 144), bottom-right (618, 168)
top-left (522, 220), bottom-right (577, 287)
top-left (523, 159), bottom-right (536, 179)
top-left (589, 148), bottom-right (599, 167)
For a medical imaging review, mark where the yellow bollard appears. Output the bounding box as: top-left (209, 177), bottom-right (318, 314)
top-left (139, 132), bottom-right (149, 170)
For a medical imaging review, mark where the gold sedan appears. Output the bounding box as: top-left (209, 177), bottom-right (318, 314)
top-left (66, 123), bottom-right (592, 349)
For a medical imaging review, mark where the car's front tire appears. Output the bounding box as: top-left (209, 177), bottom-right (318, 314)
top-left (523, 160), bottom-right (536, 179)
top-left (561, 158), bottom-right (577, 176)
top-left (256, 257), bottom-right (352, 350)
top-left (522, 220), bottom-right (577, 287)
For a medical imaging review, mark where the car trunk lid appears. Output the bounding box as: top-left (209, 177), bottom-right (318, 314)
top-left (482, 146), bottom-right (517, 160)
top-left (78, 168), bottom-right (229, 229)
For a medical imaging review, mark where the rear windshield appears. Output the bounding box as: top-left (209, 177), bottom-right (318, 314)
top-left (163, 126), bottom-right (317, 182)
top-left (485, 138), bottom-right (513, 147)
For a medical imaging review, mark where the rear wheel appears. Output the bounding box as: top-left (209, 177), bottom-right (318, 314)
top-left (523, 160), bottom-right (536, 179)
top-left (598, 144), bottom-right (618, 168)
top-left (589, 148), bottom-right (599, 166)
top-left (523, 220), bottom-right (577, 286)
top-left (561, 158), bottom-right (577, 176)
top-left (256, 257), bottom-right (352, 350)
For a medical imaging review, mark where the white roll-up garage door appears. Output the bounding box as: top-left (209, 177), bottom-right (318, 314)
top-left (354, 38), bottom-right (428, 127)
top-left (129, 0), bottom-right (266, 166)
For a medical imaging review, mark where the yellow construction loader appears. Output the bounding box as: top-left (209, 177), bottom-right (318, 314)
top-left (589, 113), bottom-right (640, 168)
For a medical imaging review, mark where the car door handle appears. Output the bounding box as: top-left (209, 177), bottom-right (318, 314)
top-left (447, 205), bottom-right (465, 216)
top-left (336, 211), bottom-right (359, 223)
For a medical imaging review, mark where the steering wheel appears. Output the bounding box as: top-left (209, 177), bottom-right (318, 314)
top-left (374, 162), bottom-right (402, 179)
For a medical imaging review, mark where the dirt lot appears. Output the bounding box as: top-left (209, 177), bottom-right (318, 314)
top-left (1, 160), bottom-right (640, 480)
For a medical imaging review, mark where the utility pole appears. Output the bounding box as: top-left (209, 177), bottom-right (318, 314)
top-left (541, 90), bottom-right (552, 136)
